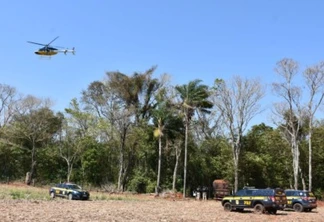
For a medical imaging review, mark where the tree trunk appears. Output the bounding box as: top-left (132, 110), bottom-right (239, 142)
top-left (27, 141), bottom-right (37, 185)
top-left (183, 119), bottom-right (188, 198)
top-left (117, 149), bottom-right (124, 191)
top-left (292, 138), bottom-right (299, 189)
top-left (308, 127), bottom-right (312, 191)
top-left (232, 144), bottom-right (239, 193)
top-left (156, 134), bottom-right (162, 196)
top-left (172, 141), bottom-right (181, 192)
top-left (117, 128), bottom-right (127, 191)
top-left (299, 166), bottom-right (306, 190)
top-left (67, 161), bottom-right (74, 183)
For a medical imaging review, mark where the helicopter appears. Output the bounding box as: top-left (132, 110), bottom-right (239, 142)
top-left (27, 36), bottom-right (75, 56)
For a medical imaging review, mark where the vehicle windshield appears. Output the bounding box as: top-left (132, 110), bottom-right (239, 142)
top-left (67, 184), bottom-right (81, 190)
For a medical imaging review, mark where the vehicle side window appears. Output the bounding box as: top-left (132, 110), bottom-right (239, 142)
top-left (235, 190), bottom-right (246, 196)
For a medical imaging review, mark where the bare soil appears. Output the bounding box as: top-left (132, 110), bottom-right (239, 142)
top-left (1, 196), bottom-right (324, 222)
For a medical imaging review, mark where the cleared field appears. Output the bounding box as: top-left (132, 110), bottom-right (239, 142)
top-left (0, 184), bottom-right (323, 222)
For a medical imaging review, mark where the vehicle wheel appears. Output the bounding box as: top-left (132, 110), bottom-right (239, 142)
top-left (50, 192), bottom-right (55, 199)
top-left (68, 193), bottom-right (73, 200)
top-left (293, 203), bottom-right (304, 212)
top-left (254, 204), bottom-right (265, 214)
top-left (223, 202), bottom-right (232, 212)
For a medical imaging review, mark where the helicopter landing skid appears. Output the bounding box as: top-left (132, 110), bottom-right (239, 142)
top-left (39, 56), bottom-right (52, 60)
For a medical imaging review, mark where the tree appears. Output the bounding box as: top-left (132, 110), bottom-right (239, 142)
top-left (303, 62), bottom-right (324, 191)
top-left (175, 79), bottom-right (213, 197)
top-left (272, 58), bottom-right (304, 190)
top-left (152, 91), bottom-right (170, 195)
top-left (0, 84), bottom-right (17, 129)
top-left (6, 96), bottom-right (62, 185)
top-left (152, 88), bottom-right (184, 195)
top-left (242, 123), bottom-right (291, 188)
top-left (213, 76), bottom-right (264, 192)
top-left (0, 84), bottom-right (19, 148)
top-left (107, 66), bottom-right (161, 124)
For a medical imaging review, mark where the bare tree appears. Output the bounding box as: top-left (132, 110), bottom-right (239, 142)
top-left (0, 84), bottom-right (18, 129)
top-left (272, 58), bottom-right (304, 190)
top-left (61, 99), bottom-right (96, 182)
top-left (57, 118), bottom-right (83, 182)
top-left (213, 76), bottom-right (264, 192)
top-left (303, 62), bottom-right (324, 191)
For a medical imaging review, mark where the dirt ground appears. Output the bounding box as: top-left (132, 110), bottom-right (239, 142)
top-left (1, 197), bottom-right (323, 222)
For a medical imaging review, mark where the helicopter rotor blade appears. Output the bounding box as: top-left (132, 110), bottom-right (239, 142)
top-left (47, 36), bottom-right (59, 46)
top-left (27, 41), bottom-right (47, 46)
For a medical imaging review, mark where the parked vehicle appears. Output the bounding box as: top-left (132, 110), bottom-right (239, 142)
top-left (221, 187), bottom-right (287, 214)
top-left (49, 182), bottom-right (90, 200)
top-left (284, 189), bottom-right (317, 212)
top-left (212, 179), bottom-right (230, 200)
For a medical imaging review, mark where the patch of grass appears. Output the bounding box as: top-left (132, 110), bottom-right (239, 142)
top-left (10, 190), bottom-right (24, 199)
top-left (90, 192), bottom-right (145, 201)
top-left (0, 184), bottom-right (51, 200)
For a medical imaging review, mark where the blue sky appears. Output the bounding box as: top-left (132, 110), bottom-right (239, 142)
top-left (1, 0), bottom-right (324, 126)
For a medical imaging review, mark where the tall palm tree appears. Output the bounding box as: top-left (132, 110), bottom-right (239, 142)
top-left (152, 89), bottom-right (183, 196)
top-left (175, 79), bottom-right (213, 198)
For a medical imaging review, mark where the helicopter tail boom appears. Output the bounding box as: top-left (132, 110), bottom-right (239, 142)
top-left (62, 47), bottom-right (75, 55)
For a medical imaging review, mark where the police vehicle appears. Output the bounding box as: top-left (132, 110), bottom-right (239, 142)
top-left (49, 182), bottom-right (90, 200)
top-left (284, 189), bottom-right (317, 212)
top-left (221, 187), bottom-right (287, 214)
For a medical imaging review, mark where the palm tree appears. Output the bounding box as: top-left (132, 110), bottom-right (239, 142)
top-left (152, 89), bottom-right (183, 196)
top-left (175, 79), bottom-right (213, 198)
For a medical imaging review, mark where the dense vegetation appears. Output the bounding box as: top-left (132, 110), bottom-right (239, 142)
top-left (1, 59), bottom-right (324, 199)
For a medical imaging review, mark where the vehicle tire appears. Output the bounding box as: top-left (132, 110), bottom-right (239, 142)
top-left (223, 202), bottom-right (232, 212)
top-left (254, 204), bottom-right (265, 214)
top-left (68, 193), bottom-right (73, 200)
top-left (293, 203), bottom-right (304, 212)
top-left (50, 192), bottom-right (55, 199)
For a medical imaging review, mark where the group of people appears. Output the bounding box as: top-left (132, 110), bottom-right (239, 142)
top-left (193, 186), bottom-right (209, 200)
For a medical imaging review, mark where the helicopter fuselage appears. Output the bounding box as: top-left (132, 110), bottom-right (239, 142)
top-left (35, 47), bottom-right (58, 56)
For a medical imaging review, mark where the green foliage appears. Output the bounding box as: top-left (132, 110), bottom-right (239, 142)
top-left (81, 138), bottom-right (115, 186)
top-left (241, 124), bottom-right (291, 189)
top-left (0, 144), bottom-right (25, 181)
top-left (313, 188), bottom-right (324, 201)
top-left (128, 170), bottom-right (155, 193)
